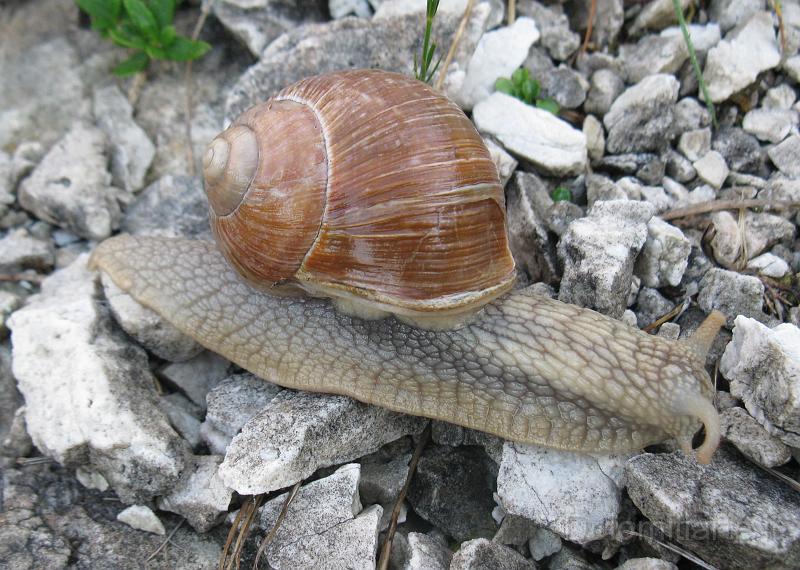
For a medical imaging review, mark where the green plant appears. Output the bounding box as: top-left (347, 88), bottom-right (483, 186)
top-left (550, 186), bottom-right (572, 202)
top-left (494, 68), bottom-right (560, 115)
top-left (76, 0), bottom-right (211, 76)
top-left (414, 0), bottom-right (442, 84)
top-left (672, 0), bottom-right (717, 128)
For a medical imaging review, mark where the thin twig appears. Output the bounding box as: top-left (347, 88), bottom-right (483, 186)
top-left (229, 495), bottom-right (264, 570)
top-left (184, 0), bottom-right (215, 176)
top-left (220, 506), bottom-right (247, 570)
top-left (377, 423), bottom-right (432, 570)
top-left (0, 273), bottom-right (45, 283)
top-left (15, 456), bottom-right (53, 466)
top-left (146, 518), bottom-right (185, 563)
top-left (507, 0), bottom-right (515, 25)
top-left (661, 199), bottom-right (800, 221)
top-left (622, 530), bottom-right (718, 570)
top-left (434, 0), bottom-right (474, 91)
top-left (642, 298), bottom-right (689, 332)
top-left (751, 460), bottom-right (800, 493)
top-left (253, 480), bottom-right (302, 570)
top-left (127, 71), bottom-right (146, 107)
top-left (580, 0), bottom-right (596, 55)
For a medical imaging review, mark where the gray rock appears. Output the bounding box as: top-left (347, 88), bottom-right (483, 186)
top-left (0, 228), bottom-right (54, 273)
top-left (219, 391), bottom-right (424, 494)
top-left (558, 200), bottom-right (654, 318)
top-left (18, 122), bottom-right (124, 240)
top-left (454, 18), bottom-right (541, 110)
top-left (0, 38), bottom-right (90, 149)
top-left (256, 464), bottom-right (382, 569)
top-left (743, 108), bottom-right (797, 143)
top-left (359, 452), bottom-right (410, 505)
top-left (374, 0), bottom-right (504, 28)
top-left (584, 114), bottom-right (605, 161)
top-left (528, 528), bottom-right (562, 560)
top-left (203, 372), bottom-right (282, 450)
top-left (661, 22), bottom-right (722, 51)
top-left (101, 273), bottom-right (204, 362)
top-left (504, 172), bottom-right (559, 284)
top-left (677, 128), bottom-right (711, 162)
top-left (620, 35), bottom-right (688, 84)
top-left (158, 392), bottom-right (203, 448)
top-left (329, 0), bottom-right (372, 18)
top-left (484, 138), bottom-right (518, 187)
top-left (604, 75), bottom-right (680, 154)
top-left (10, 141), bottom-right (45, 186)
top-left (662, 177), bottom-right (690, 204)
top-left (116, 505), bottom-right (165, 535)
top-left (401, 532), bottom-right (452, 569)
top-left (626, 449), bottom-right (800, 570)
top-left (407, 445), bottom-right (496, 542)
top-left (7, 255), bottom-right (188, 503)
top-left (212, 0), bottom-right (328, 56)
top-left (0, 346), bottom-right (22, 451)
top-left (763, 84), bottom-right (796, 109)
top-left (92, 85), bottom-right (155, 193)
top-left (565, 0), bottom-right (623, 48)
top-left (159, 351), bottom-right (232, 409)
top-left (721, 316), bottom-right (800, 447)
top-left (227, 10), bottom-right (491, 120)
top-left (493, 514), bottom-right (540, 547)
top-left (450, 538), bottom-right (535, 569)
top-left (742, 212), bottom-right (797, 258)
top-left (703, 12), bottom-right (781, 103)
top-left (516, 1), bottom-right (580, 61)
top-left (635, 287), bottom-right (674, 329)
top-left (707, 210), bottom-right (741, 266)
top-left (664, 150), bottom-right (697, 182)
top-left (474, 93), bottom-right (587, 176)
top-left (584, 68), bottom-right (625, 117)
top-left (709, 0), bottom-right (766, 32)
top-left (0, 152), bottom-right (13, 218)
top-left (638, 185), bottom-right (672, 213)
top-left (158, 455), bottom-right (232, 532)
top-left (762, 175), bottom-right (800, 216)
top-left (713, 127), bottom-right (765, 174)
top-left (122, 175), bottom-right (212, 239)
top-left (693, 150), bottom-right (729, 189)
top-left (498, 442), bottom-right (629, 544)
top-left (616, 559), bottom-right (678, 570)
top-left (541, 67), bottom-right (588, 109)
top-left (698, 268), bottom-right (765, 327)
top-left (629, 0), bottom-right (689, 35)
top-left (768, 134), bottom-right (800, 177)
top-left (747, 253), bottom-right (790, 278)
top-left (720, 407), bottom-right (792, 467)
top-left (673, 97), bottom-right (711, 133)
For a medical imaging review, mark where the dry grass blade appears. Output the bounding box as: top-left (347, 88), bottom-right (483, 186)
top-left (434, 0), bottom-right (474, 91)
top-left (377, 422), bottom-right (432, 570)
top-left (253, 480), bottom-right (303, 570)
top-left (145, 518), bottom-right (185, 563)
top-left (773, 0), bottom-right (787, 56)
top-left (622, 530), bottom-right (718, 570)
top-left (184, 0), bottom-right (215, 176)
top-left (661, 199), bottom-right (800, 220)
top-left (507, 0), bottom-right (515, 25)
top-left (0, 272), bottom-right (45, 283)
top-left (752, 460), bottom-right (800, 493)
top-left (642, 298), bottom-right (689, 332)
top-left (220, 495), bottom-right (265, 570)
top-left (580, 0), bottom-right (596, 54)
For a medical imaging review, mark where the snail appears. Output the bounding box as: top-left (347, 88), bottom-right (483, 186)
top-left (90, 69), bottom-right (723, 463)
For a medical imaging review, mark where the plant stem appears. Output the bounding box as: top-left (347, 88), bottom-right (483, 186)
top-left (673, 0), bottom-right (717, 128)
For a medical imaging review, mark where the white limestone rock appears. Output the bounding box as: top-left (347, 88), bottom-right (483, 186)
top-left (747, 253), bottom-right (790, 278)
top-left (158, 455), bottom-right (232, 532)
top-left (452, 18), bottom-right (540, 110)
top-left (219, 391), bottom-right (424, 494)
top-left (116, 505), bottom-right (165, 536)
top-left (7, 255), bottom-right (188, 503)
top-left (661, 22), bottom-right (722, 51)
top-left (92, 85), bottom-right (155, 193)
top-left (702, 12), bottom-right (781, 103)
top-left (742, 108), bottom-right (797, 143)
top-left (497, 442), bottom-right (630, 545)
top-left (693, 150), bottom-right (729, 189)
top-left (768, 134), bottom-right (800, 177)
top-left (635, 218), bottom-right (691, 288)
top-left (473, 93), bottom-right (587, 176)
top-left (721, 317), bottom-right (800, 447)
top-left (159, 351), bottom-right (231, 409)
top-left (450, 538), bottom-right (535, 569)
top-left (720, 407), bottom-right (792, 467)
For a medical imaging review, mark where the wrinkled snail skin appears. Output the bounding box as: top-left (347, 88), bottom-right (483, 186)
top-left (89, 235), bottom-right (722, 464)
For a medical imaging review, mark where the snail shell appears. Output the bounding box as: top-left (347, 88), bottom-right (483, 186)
top-left (203, 70), bottom-right (516, 328)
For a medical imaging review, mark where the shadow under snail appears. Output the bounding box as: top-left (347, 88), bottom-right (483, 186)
top-left (91, 69), bottom-right (723, 463)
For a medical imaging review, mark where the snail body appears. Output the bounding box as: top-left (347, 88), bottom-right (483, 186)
top-left (204, 70), bottom-right (515, 329)
top-left (90, 70), bottom-right (723, 463)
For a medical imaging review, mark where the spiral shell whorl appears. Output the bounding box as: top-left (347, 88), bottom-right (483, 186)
top-left (203, 125), bottom-right (259, 217)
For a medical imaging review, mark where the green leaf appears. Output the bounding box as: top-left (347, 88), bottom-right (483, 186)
top-left (511, 67), bottom-right (529, 87)
top-left (144, 44), bottom-right (167, 59)
top-left (108, 26), bottom-right (148, 50)
top-left (77, 0), bottom-right (122, 29)
top-left (494, 77), bottom-right (514, 95)
top-left (144, 0), bottom-right (175, 30)
top-left (550, 186), bottom-right (572, 202)
top-left (160, 24), bottom-right (177, 46)
top-left (112, 50), bottom-right (150, 76)
top-left (520, 78), bottom-right (536, 104)
top-left (123, 0), bottom-right (159, 41)
top-left (162, 36), bottom-right (211, 61)
top-left (536, 98), bottom-right (560, 115)
top-left (529, 78), bottom-right (540, 100)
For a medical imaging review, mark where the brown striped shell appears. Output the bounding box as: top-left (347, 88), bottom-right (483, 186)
top-left (202, 69), bottom-right (516, 328)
